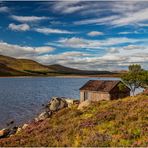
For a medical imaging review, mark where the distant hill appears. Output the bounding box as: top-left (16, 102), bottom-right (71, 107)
top-left (48, 64), bottom-right (112, 75)
top-left (0, 55), bottom-right (113, 76)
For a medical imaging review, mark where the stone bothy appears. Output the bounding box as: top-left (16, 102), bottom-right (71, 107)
top-left (79, 80), bottom-right (130, 102)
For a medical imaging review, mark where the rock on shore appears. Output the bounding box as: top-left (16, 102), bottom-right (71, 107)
top-left (47, 97), bottom-right (68, 111)
top-left (78, 100), bottom-right (91, 110)
top-left (0, 96), bottom-right (79, 139)
top-left (0, 129), bottom-right (10, 138)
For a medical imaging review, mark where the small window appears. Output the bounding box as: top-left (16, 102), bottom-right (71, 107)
top-left (84, 92), bottom-right (88, 100)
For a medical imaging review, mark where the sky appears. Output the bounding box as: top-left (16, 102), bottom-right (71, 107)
top-left (0, 1), bottom-right (148, 71)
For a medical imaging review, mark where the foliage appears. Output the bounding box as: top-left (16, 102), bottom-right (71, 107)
top-left (121, 64), bottom-right (148, 95)
top-left (118, 83), bottom-right (127, 91)
top-left (0, 95), bottom-right (148, 147)
top-left (140, 70), bottom-right (148, 88)
top-left (128, 64), bottom-right (143, 73)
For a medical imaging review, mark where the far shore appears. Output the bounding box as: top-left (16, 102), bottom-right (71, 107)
top-left (0, 74), bottom-right (121, 78)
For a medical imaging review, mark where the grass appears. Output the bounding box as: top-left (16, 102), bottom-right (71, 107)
top-left (0, 94), bottom-right (147, 147)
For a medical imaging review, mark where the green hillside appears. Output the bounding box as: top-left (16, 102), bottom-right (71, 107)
top-left (0, 55), bottom-right (114, 76)
top-left (0, 63), bottom-right (28, 76)
top-left (0, 55), bottom-right (50, 72)
top-left (0, 95), bottom-right (147, 147)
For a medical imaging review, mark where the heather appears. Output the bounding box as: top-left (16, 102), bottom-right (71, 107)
top-left (0, 94), bottom-right (148, 147)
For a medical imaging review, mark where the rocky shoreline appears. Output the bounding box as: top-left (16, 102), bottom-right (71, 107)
top-left (0, 97), bottom-right (79, 139)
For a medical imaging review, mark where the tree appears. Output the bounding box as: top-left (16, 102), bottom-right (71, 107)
top-left (121, 64), bottom-right (147, 96)
top-left (140, 70), bottom-right (148, 89)
top-left (128, 64), bottom-right (142, 73)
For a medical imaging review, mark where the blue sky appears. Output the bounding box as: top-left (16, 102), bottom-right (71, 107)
top-left (0, 1), bottom-right (148, 71)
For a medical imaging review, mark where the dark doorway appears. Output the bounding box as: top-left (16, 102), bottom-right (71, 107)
top-left (84, 92), bottom-right (88, 100)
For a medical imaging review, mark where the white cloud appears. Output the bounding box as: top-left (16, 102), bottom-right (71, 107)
top-left (52, 1), bottom-right (87, 14)
top-left (8, 23), bottom-right (30, 31)
top-left (50, 21), bottom-right (66, 26)
top-left (122, 45), bottom-right (146, 50)
top-left (55, 37), bottom-right (143, 49)
top-left (11, 15), bottom-right (49, 23)
top-left (34, 51), bottom-right (91, 65)
top-left (108, 47), bottom-right (119, 53)
top-left (0, 6), bottom-right (9, 13)
top-left (35, 27), bottom-right (74, 34)
top-left (138, 23), bottom-right (148, 27)
top-left (73, 1), bottom-right (148, 27)
top-left (111, 1), bottom-right (142, 14)
top-left (44, 37), bottom-right (148, 70)
top-left (105, 45), bottom-right (148, 69)
top-left (118, 31), bottom-right (136, 35)
top-left (87, 31), bottom-right (104, 36)
top-left (35, 46), bottom-right (55, 53)
top-left (107, 45), bottom-right (147, 56)
top-left (58, 37), bottom-right (88, 48)
top-left (0, 41), bottom-right (147, 70)
top-left (1, 1), bottom-right (148, 70)
top-left (74, 15), bottom-right (119, 25)
top-left (62, 5), bottom-right (85, 14)
top-left (0, 41), bottom-right (55, 58)
top-left (33, 45), bottom-right (148, 71)
top-left (111, 8), bottom-right (148, 26)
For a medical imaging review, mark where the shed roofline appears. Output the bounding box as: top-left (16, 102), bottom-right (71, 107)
top-left (79, 80), bottom-right (131, 92)
top-left (106, 81), bottom-right (121, 93)
top-left (79, 80), bottom-right (120, 90)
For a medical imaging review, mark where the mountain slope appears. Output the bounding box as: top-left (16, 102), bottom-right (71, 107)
top-left (0, 95), bottom-right (147, 147)
top-left (48, 64), bottom-right (111, 75)
top-left (0, 63), bottom-right (27, 76)
top-left (48, 64), bottom-right (83, 73)
top-left (0, 55), bottom-right (50, 72)
top-left (0, 55), bottom-right (113, 76)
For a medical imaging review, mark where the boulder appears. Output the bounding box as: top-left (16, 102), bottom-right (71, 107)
top-left (58, 98), bottom-right (67, 110)
top-left (48, 97), bottom-right (68, 111)
top-left (34, 117), bottom-right (39, 122)
top-left (8, 126), bottom-right (18, 136)
top-left (35, 111), bottom-right (52, 122)
top-left (65, 99), bottom-right (74, 104)
top-left (78, 100), bottom-right (91, 110)
top-left (65, 99), bottom-right (80, 107)
top-left (65, 99), bottom-right (74, 107)
top-left (0, 128), bottom-right (10, 138)
top-left (22, 124), bottom-right (28, 130)
top-left (50, 98), bottom-right (60, 111)
top-left (6, 120), bottom-right (14, 126)
top-left (16, 127), bottom-right (22, 134)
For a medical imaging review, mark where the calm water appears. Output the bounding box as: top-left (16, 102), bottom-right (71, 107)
top-left (0, 77), bottom-right (141, 129)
